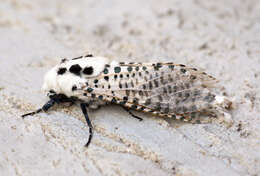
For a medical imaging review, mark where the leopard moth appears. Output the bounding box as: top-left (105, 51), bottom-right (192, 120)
top-left (22, 54), bottom-right (232, 147)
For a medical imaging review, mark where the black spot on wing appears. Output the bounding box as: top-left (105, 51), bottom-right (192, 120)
top-left (69, 64), bottom-right (82, 76)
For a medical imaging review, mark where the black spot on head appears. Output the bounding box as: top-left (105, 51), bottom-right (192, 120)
top-left (94, 79), bottom-right (98, 84)
top-left (142, 66), bottom-right (147, 71)
top-left (98, 95), bottom-right (103, 100)
top-left (72, 85), bottom-right (77, 91)
top-left (83, 66), bottom-right (94, 75)
top-left (57, 68), bottom-right (67, 75)
top-left (114, 75), bottom-right (118, 79)
top-left (69, 64), bottom-right (82, 75)
top-left (135, 66), bottom-right (139, 71)
top-left (83, 93), bottom-right (87, 96)
top-left (120, 74), bottom-right (123, 78)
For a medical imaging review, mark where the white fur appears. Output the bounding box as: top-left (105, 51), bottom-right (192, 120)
top-left (42, 56), bottom-right (109, 97)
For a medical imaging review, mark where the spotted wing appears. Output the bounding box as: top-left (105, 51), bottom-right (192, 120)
top-left (82, 62), bottom-right (218, 120)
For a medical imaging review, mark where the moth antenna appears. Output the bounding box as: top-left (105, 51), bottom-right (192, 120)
top-left (21, 109), bottom-right (43, 118)
top-left (121, 106), bottom-right (143, 121)
top-left (21, 99), bottom-right (56, 119)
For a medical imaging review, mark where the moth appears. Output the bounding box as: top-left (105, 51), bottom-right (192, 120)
top-left (22, 54), bottom-right (232, 147)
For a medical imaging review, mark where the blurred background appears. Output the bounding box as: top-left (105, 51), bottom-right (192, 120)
top-left (0, 0), bottom-right (259, 175)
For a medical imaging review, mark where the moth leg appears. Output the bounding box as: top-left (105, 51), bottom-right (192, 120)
top-left (80, 103), bottom-right (93, 147)
top-left (122, 106), bottom-right (143, 121)
top-left (21, 99), bottom-right (56, 118)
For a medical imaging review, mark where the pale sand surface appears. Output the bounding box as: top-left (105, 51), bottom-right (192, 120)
top-left (0, 0), bottom-right (259, 175)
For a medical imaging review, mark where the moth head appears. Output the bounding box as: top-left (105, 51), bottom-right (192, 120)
top-left (42, 55), bottom-right (109, 97)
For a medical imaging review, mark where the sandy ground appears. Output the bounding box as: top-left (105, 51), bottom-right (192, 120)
top-left (0, 0), bottom-right (260, 175)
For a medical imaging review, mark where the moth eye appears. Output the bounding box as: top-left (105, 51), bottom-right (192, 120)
top-left (83, 66), bottom-right (94, 75)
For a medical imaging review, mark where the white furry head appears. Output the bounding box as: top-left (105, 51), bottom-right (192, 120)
top-left (42, 55), bottom-right (109, 97)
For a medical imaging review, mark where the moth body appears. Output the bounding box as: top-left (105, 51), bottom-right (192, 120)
top-left (22, 54), bottom-right (232, 147)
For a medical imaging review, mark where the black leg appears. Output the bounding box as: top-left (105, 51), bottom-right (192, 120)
top-left (21, 99), bottom-right (56, 118)
top-left (122, 106), bottom-right (143, 121)
top-left (80, 103), bottom-right (93, 147)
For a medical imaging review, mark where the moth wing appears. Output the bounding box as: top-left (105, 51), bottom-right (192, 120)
top-left (81, 63), bottom-right (217, 118)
